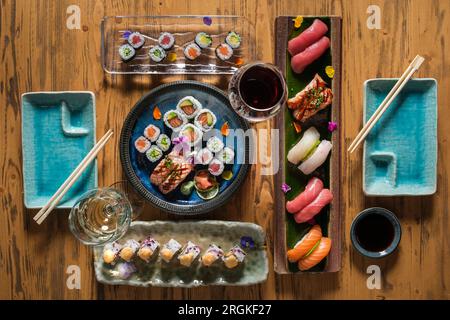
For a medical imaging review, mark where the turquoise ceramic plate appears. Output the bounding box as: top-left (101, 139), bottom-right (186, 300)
top-left (22, 91), bottom-right (97, 208)
top-left (363, 79), bottom-right (437, 196)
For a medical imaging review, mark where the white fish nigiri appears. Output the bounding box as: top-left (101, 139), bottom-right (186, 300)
top-left (298, 140), bottom-right (332, 175)
top-left (287, 127), bottom-right (320, 164)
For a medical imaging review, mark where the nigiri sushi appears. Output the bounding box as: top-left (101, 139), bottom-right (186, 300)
top-left (160, 239), bottom-right (182, 263)
top-left (294, 189), bottom-right (333, 224)
top-left (287, 126), bottom-right (320, 165)
top-left (287, 224), bottom-right (322, 263)
top-left (201, 244), bottom-right (224, 267)
top-left (137, 237), bottom-right (160, 263)
top-left (223, 246), bottom-right (246, 269)
top-left (298, 140), bottom-right (332, 175)
top-left (298, 237), bottom-right (332, 271)
top-left (291, 36), bottom-right (330, 74)
top-left (178, 241), bottom-right (201, 267)
top-left (288, 19), bottom-right (328, 56)
top-left (119, 239), bottom-right (140, 262)
top-left (102, 242), bottom-right (122, 265)
top-left (158, 159), bottom-right (194, 194)
top-left (286, 177), bottom-right (324, 213)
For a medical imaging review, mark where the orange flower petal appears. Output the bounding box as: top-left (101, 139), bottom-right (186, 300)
top-left (153, 106), bottom-right (162, 120)
top-left (221, 121), bottom-right (230, 136)
top-left (293, 122), bottom-right (302, 133)
top-left (235, 57), bottom-right (244, 66)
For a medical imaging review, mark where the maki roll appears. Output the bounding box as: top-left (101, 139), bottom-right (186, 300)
top-left (146, 145), bottom-right (163, 163)
top-left (223, 246), bottom-right (246, 269)
top-left (163, 110), bottom-right (187, 132)
top-left (102, 242), bottom-right (122, 265)
top-left (160, 239), bottom-right (182, 263)
top-left (195, 148), bottom-right (214, 165)
top-left (149, 45), bottom-right (166, 62)
top-left (215, 43), bottom-right (233, 61)
top-left (127, 32), bottom-right (145, 49)
top-left (208, 158), bottom-right (224, 176)
top-left (217, 146), bottom-right (235, 164)
top-left (137, 237), bottom-right (160, 263)
top-left (178, 124), bottom-right (203, 146)
top-left (178, 241), bottom-right (201, 267)
top-left (143, 124), bottom-right (160, 142)
top-left (195, 32), bottom-right (213, 49)
top-left (206, 136), bottom-right (224, 153)
top-left (225, 31), bottom-right (241, 49)
top-left (201, 244), bottom-right (224, 267)
top-left (156, 134), bottom-right (171, 152)
top-left (194, 109), bottom-right (217, 132)
top-left (134, 136), bottom-right (151, 153)
top-left (119, 239), bottom-right (140, 262)
top-left (184, 43), bottom-right (202, 60)
top-left (116, 262), bottom-right (137, 280)
top-left (176, 96), bottom-right (202, 119)
top-left (119, 44), bottom-right (136, 62)
top-left (158, 32), bottom-right (175, 50)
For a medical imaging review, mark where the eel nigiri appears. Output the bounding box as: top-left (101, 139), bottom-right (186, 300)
top-left (286, 177), bottom-right (324, 213)
top-left (298, 140), bottom-right (332, 175)
top-left (287, 126), bottom-right (320, 165)
top-left (287, 224), bottom-right (322, 263)
top-left (298, 237), bottom-right (332, 271)
top-left (288, 19), bottom-right (329, 56)
top-left (291, 36), bottom-right (330, 74)
top-left (294, 189), bottom-right (333, 223)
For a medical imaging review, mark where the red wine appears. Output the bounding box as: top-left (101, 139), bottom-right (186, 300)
top-left (239, 65), bottom-right (283, 109)
top-left (355, 213), bottom-right (395, 252)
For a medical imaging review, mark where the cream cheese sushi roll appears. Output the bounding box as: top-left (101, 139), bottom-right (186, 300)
top-left (163, 110), bottom-right (187, 132)
top-left (149, 45), bottom-right (166, 62)
top-left (103, 242), bottom-right (122, 265)
top-left (194, 109), bottom-right (217, 132)
top-left (201, 244), bottom-right (224, 267)
top-left (184, 43), bottom-right (201, 60)
top-left (195, 32), bottom-right (213, 49)
top-left (178, 124), bottom-right (203, 146)
top-left (176, 96), bottom-right (202, 119)
top-left (225, 31), bottom-right (241, 49)
top-left (146, 145), bottom-right (163, 163)
top-left (119, 44), bottom-right (136, 62)
top-left (160, 239), bottom-right (182, 263)
top-left (178, 241), bottom-right (201, 267)
top-left (215, 43), bottom-right (233, 61)
top-left (208, 158), bottom-right (224, 176)
top-left (206, 136), bottom-right (224, 153)
top-left (134, 136), bottom-right (151, 153)
top-left (127, 32), bottom-right (145, 49)
top-left (137, 237), bottom-right (160, 263)
top-left (143, 124), bottom-right (160, 142)
top-left (223, 246), bottom-right (246, 269)
top-left (158, 32), bottom-right (175, 50)
top-left (156, 134), bottom-right (171, 152)
top-left (216, 147), bottom-right (235, 164)
top-left (119, 239), bottom-right (140, 262)
top-left (195, 148), bottom-right (214, 165)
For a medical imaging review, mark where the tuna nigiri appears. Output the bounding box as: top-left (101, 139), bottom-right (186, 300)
top-left (286, 177), bottom-right (323, 213)
top-left (291, 36), bottom-right (330, 74)
top-left (287, 224), bottom-right (322, 263)
top-left (287, 126), bottom-right (320, 165)
top-left (298, 237), bottom-right (332, 271)
top-left (294, 189), bottom-right (333, 224)
top-left (298, 140), bottom-right (332, 175)
top-left (288, 19), bottom-right (329, 56)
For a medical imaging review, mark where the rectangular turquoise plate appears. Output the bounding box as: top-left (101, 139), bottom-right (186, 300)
top-left (22, 91), bottom-right (97, 208)
top-left (363, 79), bottom-right (437, 196)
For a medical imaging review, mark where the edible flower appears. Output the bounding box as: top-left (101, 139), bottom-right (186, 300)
top-left (235, 57), bottom-right (244, 66)
top-left (172, 135), bottom-right (191, 155)
top-left (123, 30), bottom-right (132, 39)
top-left (325, 65), bottom-right (335, 79)
top-left (116, 262), bottom-right (137, 280)
top-left (293, 16), bottom-right (303, 29)
top-left (240, 236), bottom-right (255, 249)
top-left (221, 121), bottom-right (230, 136)
top-left (281, 183), bottom-right (291, 194)
top-left (327, 121), bottom-right (338, 132)
top-left (293, 122), bottom-right (302, 133)
top-left (153, 106), bottom-right (161, 120)
top-left (203, 16), bottom-right (212, 26)
top-left (167, 52), bottom-right (177, 62)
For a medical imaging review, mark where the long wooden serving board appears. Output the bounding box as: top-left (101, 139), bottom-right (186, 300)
top-left (274, 16), bottom-right (342, 273)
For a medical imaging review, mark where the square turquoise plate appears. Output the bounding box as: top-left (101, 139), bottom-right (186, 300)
top-left (22, 91), bottom-right (97, 208)
top-left (363, 78), bottom-right (437, 196)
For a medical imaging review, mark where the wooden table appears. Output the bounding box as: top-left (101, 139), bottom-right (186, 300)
top-left (1, 0), bottom-right (449, 300)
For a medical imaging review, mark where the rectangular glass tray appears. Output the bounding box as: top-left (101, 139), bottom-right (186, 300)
top-left (101, 15), bottom-right (256, 75)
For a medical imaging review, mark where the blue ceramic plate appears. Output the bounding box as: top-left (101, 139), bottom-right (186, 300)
top-left (363, 79), bottom-right (437, 196)
top-left (120, 81), bottom-right (250, 215)
top-left (22, 91), bottom-right (97, 208)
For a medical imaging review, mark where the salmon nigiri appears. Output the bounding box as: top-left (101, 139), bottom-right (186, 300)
top-left (298, 237), bottom-right (332, 271)
top-left (287, 224), bottom-right (322, 263)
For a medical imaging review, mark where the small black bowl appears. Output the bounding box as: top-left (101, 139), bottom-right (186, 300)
top-left (350, 207), bottom-right (402, 258)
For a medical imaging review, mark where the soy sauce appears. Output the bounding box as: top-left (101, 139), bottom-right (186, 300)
top-left (239, 65), bottom-right (283, 109)
top-left (355, 213), bottom-right (395, 252)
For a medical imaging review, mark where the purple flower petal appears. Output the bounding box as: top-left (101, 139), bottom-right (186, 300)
top-left (281, 183), bottom-right (291, 194)
top-left (240, 236), bottom-right (255, 249)
top-left (122, 30), bottom-right (132, 39)
top-left (203, 16), bottom-right (212, 26)
top-left (117, 262), bottom-right (136, 279)
top-left (328, 121), bottom-right (338, 132)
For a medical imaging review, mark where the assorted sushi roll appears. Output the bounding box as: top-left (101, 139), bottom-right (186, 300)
top-left (137, 237), bottom-right (160, 263)
top-left (184, 43), bottom-right (202, 60)
top-left (158, 32), bottom-right (175, 50)
top-left (116, 262), bottom-right (137, 280)
top-left (160, 239), bottom-right (182, 263)
top-left (206, 136), bottom-right (224, 153)
top-left (178, 124), bottom-right (203, 146)
top-left (163, 110), bottom-right (187, 132)
top-left (134, 136), bottom-right (151, 153)
top-left (208, 158), bottom-right (224, 176)
top-left (195, 32), bottom-right (213, 49)
top-left (102, 242), bottom-right (122, 265)
top-left (156, 134), bottom-right (171, 152)
top-left (201, 244), bottom-right (224, 267)
top-left (178, 241), bottom-right (201, 267)
top-left (216, 147), bottom-right (235, 164)
top-left (225, 31), bottom-right (241, 49)
top-left (195, 148), bottom-right (214, 165)
top-left (194, 109), bottom-right (217, 132)
top-left (143, 124), bottom-right (161, 142)
top-left (119, 239), bottom-right (140, 262)
top-left (146, 145), bottom-right (163, 163)
top-left (215, 43), bottom-right (233, 61)
top-left (149, 45), bottom-right (167, 62)
top-left (127, 32), bottom-right (145, 49)
top-left (119, 44), bottom-right (136, 62)
top-left (222, 245), bottom-right (246, 269)
top-left (176, 96), bottom-right (202, 119)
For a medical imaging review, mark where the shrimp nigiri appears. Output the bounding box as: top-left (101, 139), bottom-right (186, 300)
top-left (286, 177), bottom-right (324, 213)
top-left (294, 189), bottom-right (333, 223)
top-left (298, 237), bottom-right (332, 271)
top-left (287, 225), bottom-right (322, 263)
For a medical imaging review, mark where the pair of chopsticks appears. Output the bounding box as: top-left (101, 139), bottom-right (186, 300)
top-left (33, 129), bottom-right (114, 225)
top-left (348, 55), bottom-right (425, 153)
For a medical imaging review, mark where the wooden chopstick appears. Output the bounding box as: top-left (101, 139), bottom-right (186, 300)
top-left (348, 55), bottom-right (425, 153)
top-left (33, 130), bottom-right (114, 224)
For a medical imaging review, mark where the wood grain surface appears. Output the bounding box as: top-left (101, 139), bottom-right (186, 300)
top-left (0, 0), bottom-right (449, 299)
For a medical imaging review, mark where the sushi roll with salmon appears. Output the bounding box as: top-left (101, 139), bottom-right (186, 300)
top-left (149, 45), bottom-right (166, 62)
top-left (160, 239), bottom-right (182, 263)
top-left (195, 148), bottom-right (214, 165)
top-left (143, 124), bottom-right (160, 142)
top-left (208, 158), bottom-right (224, 176)
top-left (137, 237), bottom-right (160, 263)
top-left (195, 32), bottom-right (213, 49)
top-left (178, 241), bottom-right (201, 267)
top-left (223, 246), bottom-right (246, 269)
top-left (119, 44), bottom-right (136, 62)
top-left (156, 134), bottom-right (171, 152)
top-left (178, 124), bottom-right (203, 146)
top-left (206, 136), bottom-right (224, 153)
top-left (225, 31), bottom-right (241, 49)
top-left (119, 239), bottom-right (140, 262)
top-left (298, 237), bottom-right (332, 271)
top-left (163, 110), bottom-right (187, 132)
top-left (134, 136), bottom-right (151, 153)
top-left (127, 32), bottom-right (145, 49)
top-left (146, 145), bottom-right (163, 163)
top-left (176, 96), bottom-right (202, 119)
top-left (215, 43), bottom-right (233, 61)
top-left (184, 43), bottom-right (202, 60)
top-left (201, 244), bottom-right (224, 267)
top-left (216, 147), bottom-right (235, 164)
top-left (158, 32), bottom-right (175, 50)
top-left (287, 224), bottom-right (322, 263)
top-left (194, 109), bottom-right (216, 132)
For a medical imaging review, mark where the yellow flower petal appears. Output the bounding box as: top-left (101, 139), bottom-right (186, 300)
top-left (293, 16), bottom-right (303, 29)
top-left (325, 65), bottom-right (335, 79)
top-left (168, 52), bottom-right (177, 62)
